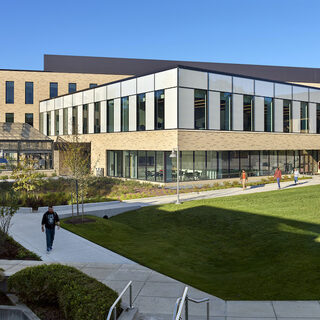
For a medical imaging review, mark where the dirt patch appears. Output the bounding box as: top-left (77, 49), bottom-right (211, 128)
top-left (0, 292), bottom-right (13, 305)
top-left (63, 217), bottom-right (96, 224)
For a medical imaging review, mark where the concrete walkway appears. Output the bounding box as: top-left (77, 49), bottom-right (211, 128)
top-left (6, 176), bottom-right (320, 319)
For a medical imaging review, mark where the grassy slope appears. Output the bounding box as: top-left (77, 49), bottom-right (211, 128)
top-left (62, 185), bottom-right (320, 300)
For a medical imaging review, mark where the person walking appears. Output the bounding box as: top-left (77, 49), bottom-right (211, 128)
top-left (293, 168), bottom-right (299, 184)
top-left (274, 167), bottom-right (282, 189)
top-left (240, 169), bottom-right (248, 191)
top-left (41, 206), bottom-right (60, 253)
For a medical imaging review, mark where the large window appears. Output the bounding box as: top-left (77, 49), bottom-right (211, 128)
top-left (6, 81), bottom-right (14, 104)
top-left (6, 113), bottom-right (14, 123)
top-left (107, 100), bottom-right (114, 133)
top-left (72, 107), bottom-right (78, 134)
top-left (25, 82), bottom-right (33, 104)
top-left (94, 102), bottom-right (101, 133)
top-left (264, 97), bottom-right (274, 132)
top-left (181, 151), bottom-right (194, 181)
top-left (194, 151), bottom-right (206, 180)
top-left (283, 100), bottom-right (292, 133)
top-left (194, 90), bottom-right (207, 129)
top-left (137, 94), bottom-right (146, 131)
top-left (68, 83), bottom-right (77, 93)
top-left (155, 90), bottom-right (165, 130)
top-left (146, 151), bottom-right (156, 181)
top-left (317, 104), bottom-right (320, 134)
top-left (25, 113), bottom-right (34, 127)
top-left (63, 108), bottom-right (68, 135)
top-left (83, 104), bottom-right (88, 134)
top-left (300, 102), bottom-right (308, 133)
top-left (138, 151), bottom-right (147, 180)
top-left (220, 93), bottom-right (232, 131)
top-left (39, 113), bottom-right (44, 133)
top-left (121, 97), bottom-right (129, 132)
top-left (243, 95), bottom-right (254, 131)
top-left (54, 110), bottom-right (59, 135)
top-left (50, 82), bottom-right (58, 98)
top-left (218, 151), bottom-right (229, 178)
top-left (47, 112), bottom-right (51, 136)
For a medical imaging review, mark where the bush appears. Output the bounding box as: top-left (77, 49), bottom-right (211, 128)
top-left (0, 175), bottom-right (8, 180)
top-left (8, 264), bottom-right (119, 320)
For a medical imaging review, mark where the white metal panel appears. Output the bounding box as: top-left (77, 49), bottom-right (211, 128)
top-left (55, 97), bottom-right (63, 109)
top-left (50, 111), bottom-right (55, 136)
top-left (83, 89), bottom-right (94, 104)
top-left (233, 77), bottom-right (254, 95)
top-left (309, 103), bottom-right (317, 134)
top-left (129, 95), bottom-right (137, 131)
top-left (114, 98), bottom-right (121, 132)
top-left (208, 91), bottom-right (220, 130)
top-left (121, 79), bottom-right (136, 97)
top-left (275, 83), bottom-right (292, 100)
top-left (59, 109), bottom-right (63, 135)
top-left (94, 86), bottom-right (107, 102)
top-left (164, 87), bottom-right (178, 129)
top-left (67, 107), bottom-right (73, 135)
top-left (47, 99), bottom-right (54, 111)
top-left (137, 74), bottom-right (155, 94)
top-left (43, 112), bottom-right (47, 135)
top-left (64, 94), bottom-right (73, 108)
top-left (309, 88), bottom-right (320, 103)
top-left (88, 103), bottom-right (94, 134)
top-left (209, 73), bottom-right (232, 92)
top-left (292, 101), bottom-right (300, 132)
top-left (77, 105), bottom-right (83, 135)
top-left (155, 68), bottom-right (178, 90)
top-left (293, 86), bottom-right (308, 101)
top-left (39, 101), bottom-right (47, 112)
top-left (274, 99), bottom-right (283, 132)
top-left (107, 83), bottom-right (121, 99)
top-left (145, 92), bottom-right (155, 130)
top-left (178, 88), bottom-right (194, 129)
top-left (255, 80), bottom-right (274, 97)
top-left (254, 96), bottom-right (264, 131)
top-left (100, 101), bottom-right (107, 133)
top-left (73, 92), bottom-right (82, 106)
top-left (179, 69), bottom-right (207, 90)
top-left (232, 94), bottom-right (243, 131)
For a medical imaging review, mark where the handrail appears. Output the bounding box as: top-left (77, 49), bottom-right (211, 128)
top-left (173, 286), bottom-right (210, 320)
top-left (107, 281), bottom-right (133, 320)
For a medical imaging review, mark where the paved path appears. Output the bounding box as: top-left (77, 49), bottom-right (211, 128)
top-left (6, 176), bottom-right (320, 319)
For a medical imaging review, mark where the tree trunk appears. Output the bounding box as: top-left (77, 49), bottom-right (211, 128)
top-left (76, 179), bottom-right (79, 216)
top-left (71, 192), bottom-right (74, 223)
top-left (81, 192), bottom-right (84, 223)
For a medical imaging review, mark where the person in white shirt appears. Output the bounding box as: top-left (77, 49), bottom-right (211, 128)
top-left (293, 168), bottom-right (299, 185)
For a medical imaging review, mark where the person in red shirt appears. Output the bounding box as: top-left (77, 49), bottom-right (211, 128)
top-left (274, 167), bottom-right (282, 189)
top-left (240, 169), bottom-right (248, 191)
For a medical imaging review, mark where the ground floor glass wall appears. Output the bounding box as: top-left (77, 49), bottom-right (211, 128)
top-left (107, 150), bottom-right (319, 182)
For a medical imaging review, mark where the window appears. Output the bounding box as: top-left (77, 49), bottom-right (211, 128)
top-left (155, 90), bottom-right (165, 130)
top-left (264, 97), bottom-right (274, 132)
top-left (300, 102), bottom-right (308, 133)
top-left (243, 95), bottom-right (254, 131)
top-left (72, 106), bottom-right (78, 134)
top-left (137, 94), bottom-right (146, 131)
top-left (6, 113), bottom-right (14, 123)
top-left (47, 112), bottom-right (51, 135)
top-left (107, 100), bottom-right (114, 133)
top-left (283, 100), bottom-right (292, 133)
top-left (25, 113), bottom-right (33, 127)
top-left (194, 90), bottom-right (207, 129)
top-left (220, 93), bottom-right (232, 130)
top-left (121, 97), bottom-right (129, 132)
top-left (63, 108), bottom-right (68, 135)
top-left (94, 102), bottom-right (101, 133)
top-left (39, 113), bottom-right (44, 133)
top-left (68, 83), bottom-right (77, 93)
top-left (50, 82), bottom-right (58, 98)
top-left (89, 83), bottom-right (97, 88)
top-left (83, 104), bottom-right (88, 134)
top-left (6, 81), bottom-right (14, 104)
top-left (25, 82), bottom-right (33, 104)
top-left (317, 104), bottom-right (320, 134)
top-left (55, 110), bottom-right (59, 135)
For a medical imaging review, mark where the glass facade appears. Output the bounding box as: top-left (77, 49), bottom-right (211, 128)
top-left (220, 92), bottom-right (232, 130)
top-left (264, 97), bottom-right (274, 132)
top-left (6, 113), bottom-right (14, 123)
top-left (63, 108), bottom-right (68, 135)
top-left (137, 94), bottom-right (146, 131)
top-left (94, 102), bottom-right (101, 133)
top-left (155, 90), bottom-right (165, 130)
top-left (83, 104), bottom-right (88, 134)
top-left (194, 90), bottom-right (207, 129)
top-left (243, 95), bottom-right (254, 131)
top-left (54, 110), bottom-right (59, 135)
top-left (300, 102), bottom-right (308, 133)
top-left (50, 82), bottom-right (58, 98)
top-left (39, 113), bottom-right (43, 133)
top-left (283, 100), bottom-right (292, 133)
top-left (121, 97), bottom-right (129, 132)
top-left (25, 82), bottom-right (33, 104)
top-left (68, 83), bottom-right (77, 93)
top-left (317, 104), bottom-right (320, 134)
top-left (6, 81), bottom-right (14, 104)
top-left (107, 150), bottom-right (318, 182)
top-left (47, 112), bottom-right (51, 136)
top-left (25, 113), bottom-right (34, 127)
top-left (107, 100), bottom-right (114, 133)
top-left (72, 106), bottom-right (78, 134)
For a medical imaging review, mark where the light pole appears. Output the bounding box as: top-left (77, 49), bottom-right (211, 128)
top-left (169, 147), bottom-right (180, 204)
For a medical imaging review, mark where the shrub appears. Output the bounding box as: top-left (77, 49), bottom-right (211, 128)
top-left (8, 264), bottom-right (119, 320)
top-left (0, 175), bottom-right (8, 180)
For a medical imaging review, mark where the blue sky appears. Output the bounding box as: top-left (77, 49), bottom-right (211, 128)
top-left (1, 0), bottom-right (320, 70)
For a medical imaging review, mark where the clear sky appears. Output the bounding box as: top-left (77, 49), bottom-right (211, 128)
top-left (1, 0), bottom-right (320, 70)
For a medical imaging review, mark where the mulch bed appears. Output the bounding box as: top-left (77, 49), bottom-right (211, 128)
top-left (64, 216), bottom-right (96, 224)
top-left (0, 292), bottom-right (13, 305)
top-left (28, 304), bottom-right (66, 320)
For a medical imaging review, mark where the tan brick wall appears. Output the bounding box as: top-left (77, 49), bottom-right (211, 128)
top-left (0, 70), bottom-right (130, 129)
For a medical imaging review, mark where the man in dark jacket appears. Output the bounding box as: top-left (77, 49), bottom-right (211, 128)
top-left (41, 206), bottom-right (60, 253)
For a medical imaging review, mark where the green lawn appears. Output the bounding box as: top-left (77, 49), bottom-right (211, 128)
top-left (61, 184), bottom-right (320, 300)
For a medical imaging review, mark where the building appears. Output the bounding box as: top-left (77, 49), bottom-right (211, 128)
top-left (39, 65), bottom-right (320, 183)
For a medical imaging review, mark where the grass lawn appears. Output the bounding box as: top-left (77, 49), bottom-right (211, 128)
top-left (61, 184), bottom-right (320, 300)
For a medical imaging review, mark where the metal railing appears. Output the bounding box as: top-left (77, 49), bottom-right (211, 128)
top-left (107, 281), bottom-right (133, 320)
top-left (173, 287), bottom-right (210, 320)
